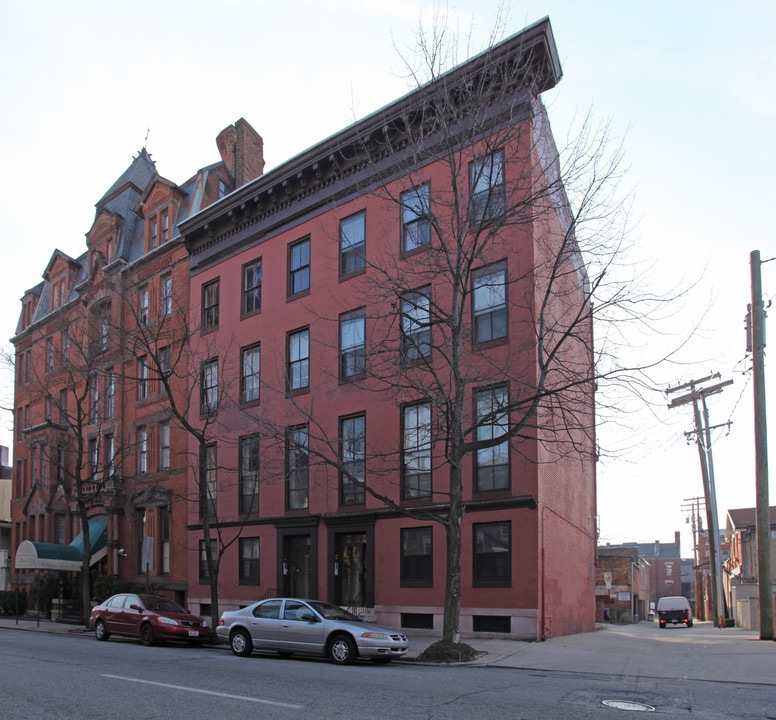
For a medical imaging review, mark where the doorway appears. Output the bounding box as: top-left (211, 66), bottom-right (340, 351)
top-left (282, 534), bottom-right (312, 598)
top-left (334, 532), bottom-right (367, 606)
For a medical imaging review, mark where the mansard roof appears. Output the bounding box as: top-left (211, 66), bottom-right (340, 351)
top-left (97, 147), bottom-right (157, 208)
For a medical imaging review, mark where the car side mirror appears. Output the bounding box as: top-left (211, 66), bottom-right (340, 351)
top-left (300, 613), bottom-right (318, 623)
top-left (130, 604), bottom-right (143, 613)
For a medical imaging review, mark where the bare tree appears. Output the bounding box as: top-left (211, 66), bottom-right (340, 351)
top-left (124, 283), bottom-right (249, 637)
top-left (243, 18), bottom-right (675, 653)
top-left (15, 287), bottom-right (130, 624)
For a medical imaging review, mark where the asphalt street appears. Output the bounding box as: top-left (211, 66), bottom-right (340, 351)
top-left (2, 614), bottom-right (774, 683)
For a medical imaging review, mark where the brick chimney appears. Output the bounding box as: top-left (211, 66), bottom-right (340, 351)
top-left (675, 531), bottom-right (681, 553)
top-left (216, 118), bottom-right (265, 189)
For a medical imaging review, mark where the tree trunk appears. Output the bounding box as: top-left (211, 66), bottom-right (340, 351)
top-left (79, 514), bottom-right (91, 626)
top-left (199, 445), bottom-right (219, 637)
top-left (442, 463), bottom-right (464, 643)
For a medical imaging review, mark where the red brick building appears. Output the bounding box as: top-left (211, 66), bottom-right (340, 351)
top-left (10, 120), bottom-right (263, 614)
top-left (601, 534), bottom-right (685, 614)
top-left (180, 19), bottom-right (596, 640)
top-left (595, 546), bottom-right (651, 623)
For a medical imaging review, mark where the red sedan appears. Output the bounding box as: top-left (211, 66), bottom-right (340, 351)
top-left (91, 593), bottom-right (208, 646)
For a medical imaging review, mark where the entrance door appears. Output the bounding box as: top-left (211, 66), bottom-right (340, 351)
top-left (335, 532), bottom-right (367, 606)
top-left (282, 535), bottom-right (311, 598)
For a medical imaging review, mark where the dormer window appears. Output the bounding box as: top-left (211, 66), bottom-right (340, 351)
top-left (51, 277), bottom-right (68, 310)
top-left (150, 219), bottom-right (158, 249)
top-left (161, 212), bottom-right (170, 243)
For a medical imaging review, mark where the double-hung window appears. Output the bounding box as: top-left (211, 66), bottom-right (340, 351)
top-left (137, 357), bottom-right (149, 401)
top-left (137, 427), bottom-right (148, 475)
top-left (239, 435), bottom-right (259, 514)
top-left (473, 521), bottom-right (511, 586)
top-left (199, 539), bottom-right (216, 580)
top-left (287, 328), bottom-right (309, 393)
top-left (105, 434), bottom-right (115, 478)
top-left (401, 526), bottom-right (433, 586)
top-left (401, 183), bottom-right (431, 252)
top-left (472, 263), bottom-right (507, 343)
top-left (242, 259), bottom-right (262, 315)
top-left (400, 288), bottom-right (431, 362)
top-left (89, 375), bottom-right (99, 423)
top-left (96, 301), bottom-right (111, 352)
top-left (339, 211), bottom-right (366, 276)
top-left (105, 370), bottom-right (115, 420)
top-left (203, 444), bottom-right (217, 516)
top-left (159, 422), bottom-right (170, 471)
top-left (402, 402), bottom-right (431, 499)
top-left (161, 274), bottom-right (172, 316)
top-left (46, 338), bottom-right (54, 371)
top-left (340, 414), bottom-right (365, 505)
top-left (239, 538), bottom-right (260, 584)
top-left (200, 359), bottom-right (218, 414)
top-left (474, 384), bottom-right (510, 491)
top-left (339, 310), bottom-right (365, 379)
top-left (202, 279), bottom-right (220, 331)
top-left (286, 425), bottom-right (309, 510)
top-left (240, 344), bottom-right (261, 403)
top-left (469, 149), bottom-right (505, 224)
top-left (288, 238), bottom-right (310, 296)
top-left (139, 286), bottom-right (149, 325)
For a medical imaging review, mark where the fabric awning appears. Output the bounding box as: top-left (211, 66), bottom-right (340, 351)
top-left (15, 515), bottom-right (109, 571)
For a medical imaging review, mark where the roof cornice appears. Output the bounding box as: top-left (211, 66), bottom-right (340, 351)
top-left (180, 17), bottom-right (561, 269)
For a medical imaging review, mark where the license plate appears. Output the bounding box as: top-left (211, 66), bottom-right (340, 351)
top-left (188, 630), bottom-right (200, 637)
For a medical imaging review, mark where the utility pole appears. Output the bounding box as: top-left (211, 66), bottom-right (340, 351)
top-left (682, 496), bottom-right (705, 618)
top-left (668, 374), bottom-right (732, 627)
top-left (749, 250), bottom-right (773, 640)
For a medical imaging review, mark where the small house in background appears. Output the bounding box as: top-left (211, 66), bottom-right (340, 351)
top-left (725, 506), bottom-right (776, 629)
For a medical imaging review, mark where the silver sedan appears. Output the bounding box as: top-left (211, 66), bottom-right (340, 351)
top-left (216, 597), bottom-right (409, 665)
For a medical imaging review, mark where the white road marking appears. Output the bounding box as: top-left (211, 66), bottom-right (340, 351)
top-left (102, 674), bottom-right (303, 709)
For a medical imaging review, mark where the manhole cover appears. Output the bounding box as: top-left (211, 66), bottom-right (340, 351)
top-left (602, 700), bottom-right (656, 712)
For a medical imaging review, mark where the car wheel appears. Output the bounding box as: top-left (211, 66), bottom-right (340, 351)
top-left (687, 620), bottom-right (693, 628)
top-left (230, 628), bottom-right (253, 657)
top-left (140, 623), bottom-right (155, 646)
top-left (94, 620), bottom-right (110, 642)
top-left (328, 634), bottom-right (356, 665)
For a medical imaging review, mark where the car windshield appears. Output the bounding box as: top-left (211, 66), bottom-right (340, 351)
top-left (140, 595), bottom-right (186, 613)
top-left (307, 601), bottom-right (361, 622)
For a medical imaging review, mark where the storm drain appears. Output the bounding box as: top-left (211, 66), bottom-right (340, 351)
top-left (602, 700), bottom-right (656, 712)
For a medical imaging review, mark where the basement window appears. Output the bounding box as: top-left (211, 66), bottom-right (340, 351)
top-left (401, 613), bottom-right (434, 630)
top-left (472, 615), bottom-right (511, 633)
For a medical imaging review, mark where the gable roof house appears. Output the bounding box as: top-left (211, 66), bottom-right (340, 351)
top-left (725, 506), bottom-right (776, 629)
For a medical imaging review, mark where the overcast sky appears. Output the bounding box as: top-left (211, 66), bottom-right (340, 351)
top-left (1, 0), bottom-right (774, 556)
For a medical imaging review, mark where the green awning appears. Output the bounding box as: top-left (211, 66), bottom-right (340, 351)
top-left (15, 515), bottom-right (109, 571)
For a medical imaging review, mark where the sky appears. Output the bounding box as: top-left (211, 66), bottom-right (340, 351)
top-left (1, 0), bottom-right (774, 557)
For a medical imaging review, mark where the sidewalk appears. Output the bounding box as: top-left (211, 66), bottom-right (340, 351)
top-left (2, 616), bottom-right (774, 683)
top-left (0, 614), bottom-right (532, 663)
